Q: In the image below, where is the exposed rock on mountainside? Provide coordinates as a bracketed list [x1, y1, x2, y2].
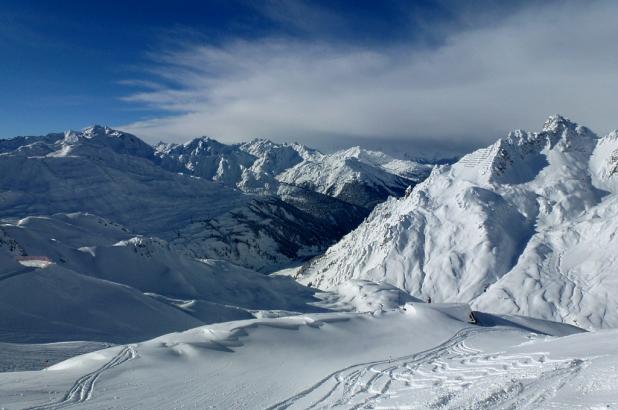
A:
[277, 146, 431, 208]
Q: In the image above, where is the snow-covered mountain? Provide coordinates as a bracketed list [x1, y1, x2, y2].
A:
[298, 115, 618, 330]
[4, 118, 618, 409]
[156, 136, 431, 209]
[277, 146, 432, 208]
[0, 126, 247, 236]
[0, 126, 424, 270]
[0, 125, 431, 341]
[155, 137, 318, 193]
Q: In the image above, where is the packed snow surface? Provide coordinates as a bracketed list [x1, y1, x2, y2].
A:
[299, 115, 618, 330]
[5, 303, 618, 410]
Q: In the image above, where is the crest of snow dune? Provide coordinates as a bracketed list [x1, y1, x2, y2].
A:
[317, 280, 422, 312]
[298, 115, 618, 330]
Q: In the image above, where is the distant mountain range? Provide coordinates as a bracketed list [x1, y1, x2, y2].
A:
[0, 126, 430, 342]
[0, 125, 431, 271]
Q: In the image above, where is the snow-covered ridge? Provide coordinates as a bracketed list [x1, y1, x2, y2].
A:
[298, 115, 618, 330]
[2, 126, 430, 210]
[156, 135, 430, 207]
[1, 125, 155, 160]
[2, 127, 424, 270]
[277, 145, 432, 208]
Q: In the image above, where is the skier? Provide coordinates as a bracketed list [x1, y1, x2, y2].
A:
[427, 296, 432, 304]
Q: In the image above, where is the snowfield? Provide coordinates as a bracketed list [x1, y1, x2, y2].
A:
[3, 303, 618, 410]
[299, 115, 618, 330]
[0, 213, 323, 343]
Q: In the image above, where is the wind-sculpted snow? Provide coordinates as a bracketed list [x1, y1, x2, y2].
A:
[8, 304, 616, 410]
[0, 213, 325, 342]
[299, 115, 618, 329]
[314, 280, 422, 313]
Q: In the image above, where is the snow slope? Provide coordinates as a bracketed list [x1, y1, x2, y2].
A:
[299, 115, 618, 330]
[0, 259, 204, 344]
[0, 213, 325, 342]
[170, 196, 367, 271]
[0, 341, 111, 372]
[0, 126, 247, 237]
[5, 303, 616, 410]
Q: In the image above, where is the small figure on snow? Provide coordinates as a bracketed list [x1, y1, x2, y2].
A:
[427, 296, 432, 304]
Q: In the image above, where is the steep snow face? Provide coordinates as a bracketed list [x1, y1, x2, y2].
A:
[277, 146, 432, 208]
[155, 137, 318, 192]
[155, 137, 256, 186]
[170, 196, 366, 271]
[590, 130, 618, 192]
[299, 115, 618, 329]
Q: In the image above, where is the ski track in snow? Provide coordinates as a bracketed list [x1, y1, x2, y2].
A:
[268, 327, 583, 410]
[25, 345, 137, 410]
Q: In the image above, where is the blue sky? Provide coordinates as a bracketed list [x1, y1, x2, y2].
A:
[0, 0, 448, 135]
[2, 0, 618, 155]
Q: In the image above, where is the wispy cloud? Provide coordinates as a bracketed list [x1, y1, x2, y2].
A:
[119, 1, 618, 154]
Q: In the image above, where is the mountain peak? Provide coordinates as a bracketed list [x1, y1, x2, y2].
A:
[181, 136, 225, 149]
[61, 125, 154, 159]
[83, 124, 110, 135]
[542, 114, 577, 133]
